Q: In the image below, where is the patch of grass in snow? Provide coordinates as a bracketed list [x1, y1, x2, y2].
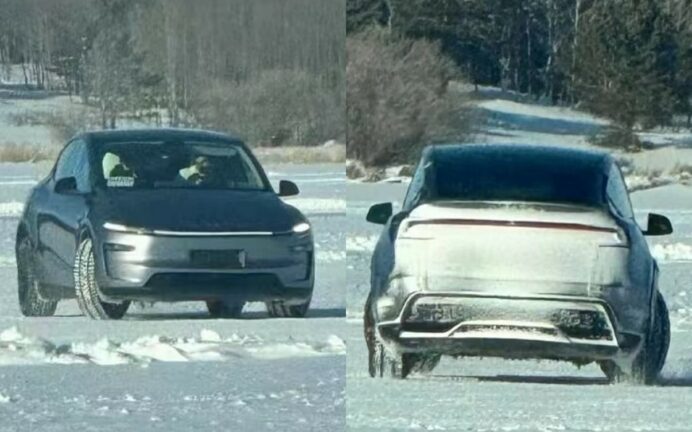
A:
[0, 142, 59, 163]
[253, 143, 345, 164]
[588, 127, 643, 152]
[671, 163, 692, 179]
[7, 110, 50, 127]
[7, 107, 101, 144]
[616, 155, 691, 191]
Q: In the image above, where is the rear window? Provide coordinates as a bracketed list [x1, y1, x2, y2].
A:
[431, 150, 606, 207]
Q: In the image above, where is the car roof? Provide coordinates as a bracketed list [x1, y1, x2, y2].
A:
[78, 128, 244, 146]
[425, 143, 612, 169]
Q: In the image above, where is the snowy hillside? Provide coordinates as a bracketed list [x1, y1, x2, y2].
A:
[349, 88, 692, 193]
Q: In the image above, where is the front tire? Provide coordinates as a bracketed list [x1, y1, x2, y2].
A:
[16, 238, 57, 317]
[600, 292, 670, 385]
[206, 300, 244, 318]
[74, 238, 130, 320]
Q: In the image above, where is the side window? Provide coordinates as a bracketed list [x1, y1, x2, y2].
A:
[54, 141, 79, 181]
[403, 156, 435, 212]
[73, 141, 91, 192]
[606, 164, 634, 219]
[402, 160, 426, 211]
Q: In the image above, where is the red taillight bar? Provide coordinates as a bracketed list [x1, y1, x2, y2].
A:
[406, 218, 617, 233]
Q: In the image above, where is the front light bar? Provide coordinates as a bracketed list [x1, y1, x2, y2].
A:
[103, 222, 276, 237]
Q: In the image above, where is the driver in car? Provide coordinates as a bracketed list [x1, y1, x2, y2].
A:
[179, 155, 223, 186]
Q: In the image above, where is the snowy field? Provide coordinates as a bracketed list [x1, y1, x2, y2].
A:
[0, 164, 346, 431]
[346, 97, 692, 431]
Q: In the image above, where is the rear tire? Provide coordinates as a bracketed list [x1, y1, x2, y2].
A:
[370, 340, 404, 378]
[206, 300, 244, 318]
[600, 292, 670, 385]
[403, 353, 442, 376]
[74, 238, 130, 320]
[369, 344, 440, 379]
[265, 297, 311, 318]
[16, 238, 57, 317]
[365, 295, 379, 377]
[365, 295, 438, 378]
[365, 294, 403, 378]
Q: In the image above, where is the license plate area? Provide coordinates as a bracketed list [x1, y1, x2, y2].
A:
[189, 249, 245, 269]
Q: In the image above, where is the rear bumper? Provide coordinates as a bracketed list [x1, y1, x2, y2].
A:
[93, 229, 314, 303]
[376, 292, 643, 363]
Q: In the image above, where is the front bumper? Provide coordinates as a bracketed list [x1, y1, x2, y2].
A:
[376, 292, 643, 363]
[93, 229, 314, 303]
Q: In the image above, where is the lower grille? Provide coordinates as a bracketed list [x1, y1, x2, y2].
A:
[454, 323, 560, 337]
[145, 273, 279, 289]
[401, 295, 615, 342]
[551, 309, 612, 340]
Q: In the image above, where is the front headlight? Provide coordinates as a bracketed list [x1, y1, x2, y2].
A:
[292, 222, 311, 234]
[103, 222, 150, 234]
[103, 222, 128, 232]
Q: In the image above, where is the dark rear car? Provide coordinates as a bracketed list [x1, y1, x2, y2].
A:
[365, 144, 673, 384]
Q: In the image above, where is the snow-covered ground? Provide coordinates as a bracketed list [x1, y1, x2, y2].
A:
[0, 356, 343, 431]
[0, 164, 346, 431]
[346, 93, 692, 430]
[474, 92, 692, 149]
[0, 92, 76, 147]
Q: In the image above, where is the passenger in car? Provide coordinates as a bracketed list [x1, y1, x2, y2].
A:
[102, 152, 136, 186]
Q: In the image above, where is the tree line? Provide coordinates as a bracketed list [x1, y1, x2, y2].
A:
[348, 0, 692, 132]
[0, 0, 345, 147]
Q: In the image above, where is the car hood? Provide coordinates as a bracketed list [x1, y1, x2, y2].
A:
[92, 189, 303, 233]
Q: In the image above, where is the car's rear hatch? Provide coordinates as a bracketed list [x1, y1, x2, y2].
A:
[393, 201, 628, 297]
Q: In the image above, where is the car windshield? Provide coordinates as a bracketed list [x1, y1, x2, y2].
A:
[431, 150, 606, 207]
[95, 140, 268, 191]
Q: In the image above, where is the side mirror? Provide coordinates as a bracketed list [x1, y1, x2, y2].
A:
[644, 213, 673, 236]
[366, 202, 393, 225]
[55, 177, 78, 194]
[278, 180, 299, 197]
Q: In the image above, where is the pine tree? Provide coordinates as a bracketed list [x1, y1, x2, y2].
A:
[347, 0, 390, 34]
[574, 0, 678, 129]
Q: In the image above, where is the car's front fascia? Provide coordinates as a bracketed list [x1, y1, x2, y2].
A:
[90, 214, 314, 305]
[76, 131, 315, 306]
